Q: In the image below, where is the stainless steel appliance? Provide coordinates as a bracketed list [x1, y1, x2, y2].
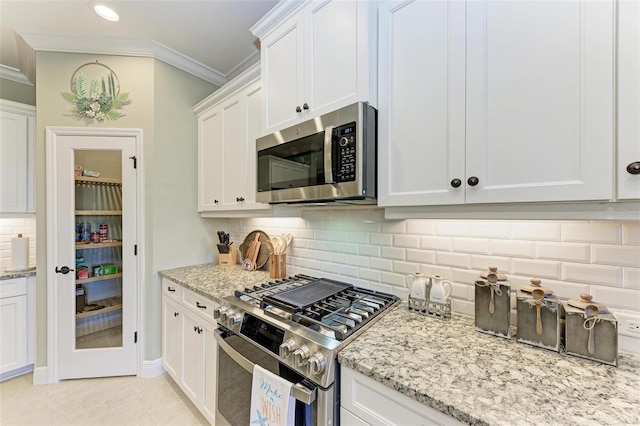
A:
[214, 274, 399, 426]
[256, 102, 377, 205]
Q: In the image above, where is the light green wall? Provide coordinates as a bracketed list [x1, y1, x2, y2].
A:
[34, 51, 221, 367]
[0, 77, 35, 105]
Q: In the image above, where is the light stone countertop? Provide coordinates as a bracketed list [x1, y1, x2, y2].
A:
[338, 304, 640, 426]
[158, 263, 270, 303]
[0, 268, 36, 280]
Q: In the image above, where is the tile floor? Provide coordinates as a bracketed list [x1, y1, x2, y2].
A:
[0, 372, 209, 425]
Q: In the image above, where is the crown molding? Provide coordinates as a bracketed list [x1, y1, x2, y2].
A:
[192, 61, 260, 114]
[250, 0, 308, 38]
[15, 30, 227, 86]
[0, 99, 36, 115]
[0, 64, 33, 86]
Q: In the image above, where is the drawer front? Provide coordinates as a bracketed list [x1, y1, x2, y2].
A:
[0, 278, 27, 298]
[182, 288, 216, 321]
[162, 278, 181, 301]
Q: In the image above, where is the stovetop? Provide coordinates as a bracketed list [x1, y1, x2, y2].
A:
[216, 274, 400, 388]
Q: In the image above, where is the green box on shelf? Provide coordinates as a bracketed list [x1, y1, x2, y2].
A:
[92, 264, 119, 276]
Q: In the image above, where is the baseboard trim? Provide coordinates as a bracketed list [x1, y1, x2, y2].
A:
[32, 366, 49, 385]
[0, 364, 33, 382]
[140, 358, 164, 378]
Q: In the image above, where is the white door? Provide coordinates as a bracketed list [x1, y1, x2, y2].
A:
[0, 294, 27, 374]
[47, 129, 138, 380]
[378, 0, 466, 207]
[181, 309, 205, 406]
[198, 107, 222, 211]
[465, 0, 615, 203]
[220, 95, 245, 209]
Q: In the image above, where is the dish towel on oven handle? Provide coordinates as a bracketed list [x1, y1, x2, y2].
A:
[250, 364, 296, 426]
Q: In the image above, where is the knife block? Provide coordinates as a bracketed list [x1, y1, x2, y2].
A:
[218, 242, 237, 266]
[563, 302, 618, 366]
[516, 290, 563, 352]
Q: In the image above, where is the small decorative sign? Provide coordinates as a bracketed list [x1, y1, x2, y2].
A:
[61, 61, 131, 122]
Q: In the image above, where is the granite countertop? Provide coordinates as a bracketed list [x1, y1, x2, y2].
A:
[0, 268, 36, 280]
[158, 263, 270, 303]
[338, 304, 640, 426]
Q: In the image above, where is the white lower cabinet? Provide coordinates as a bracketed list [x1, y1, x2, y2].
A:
[341, 366, 463, 426]
[161, 278, 218, 424]
[0, 276, 35, 378]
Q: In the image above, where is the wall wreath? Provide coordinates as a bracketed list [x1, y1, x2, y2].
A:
[61, 61, 131, 122]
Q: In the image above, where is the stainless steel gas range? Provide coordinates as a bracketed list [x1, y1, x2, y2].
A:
[213, 274, 400, 426]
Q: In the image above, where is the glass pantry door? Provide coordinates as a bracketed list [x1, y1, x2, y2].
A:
[50, 132, 137, 379]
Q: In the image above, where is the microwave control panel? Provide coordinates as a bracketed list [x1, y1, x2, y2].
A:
[335, 122, 357, 182]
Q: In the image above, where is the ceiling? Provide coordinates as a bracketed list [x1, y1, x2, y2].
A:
[0, 0, 279, 85]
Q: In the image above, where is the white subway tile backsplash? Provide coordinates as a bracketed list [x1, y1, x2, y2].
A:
[299, 229, 314, 239]
[535, 242, 590, 263]
[394, 234, 420, 248]
[359, 268, 380, 282]
[435, 252, 470, 269]
[512, 222, 561, 241]
[592, 244, 640, 267]
[370, 257, 393, 271]
[359, 244, 380, 257]
[453, 238, 490, 254]
[561, 222, 621, 244]
[622, 223, 640, 245]
[338, 243, 359, 255]
[451, 282, 474, 300]
[420, 265, 453, 278]
[420, 236, 452, 251]
[512, 259, 561, 279]
[623, 268, 640, 289]
[370, 233, 393, 246]
[406, 220, 435, 235]
[450, 269, 479, 286]
[490, 239, 535, 258]
[381, 220, 406, 234]
[590, 286, 640, 311]
[509, 276, 589, 300]
[470, 255, 511, 273]
[380, 271, 405, 287]
[406, 249, 435, 264]
[436, 221, 470, 237]
[381, 246, 405, 260]
[0, 218, 37, 270]
[562, 263, 622, 287]
[346, 231, 369, 244]
[451, 299, 475, 317]
[469, 221, 511, 239]
[393, 261, 420, 275]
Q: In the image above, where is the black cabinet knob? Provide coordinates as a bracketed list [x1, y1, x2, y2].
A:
[302, 103, 309, 110]
[467, 176, 479, 186]
[214, 199, 219, 204]
[627, 162, 640, 175]
[174, 312, 179, 317]
[55, 266, 74, 274]
[450, 178, 462, 188]
[236, 197, 245, 202]
[296, 105, 302, 113]
[196, 301, 207, 309]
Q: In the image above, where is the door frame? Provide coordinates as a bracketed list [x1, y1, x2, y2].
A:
[45, 126, 145, 383]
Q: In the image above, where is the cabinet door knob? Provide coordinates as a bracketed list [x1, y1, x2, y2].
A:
[174, 312, 179, 317]
[236, 196, 245, 202]
[302, 103, 309, 111]
[167, 286, 176, 292]
[296, 105, 302, 113]
[196, 301, 207, 309]
[450, 178, 462, 188]
[627, 162, 640, 175]
[214, 199, 219, 204]
[467, 176, 479, 186]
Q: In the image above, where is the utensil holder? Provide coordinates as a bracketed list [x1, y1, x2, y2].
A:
[269, 254, 286, 279]
[218, 242, 237, 266]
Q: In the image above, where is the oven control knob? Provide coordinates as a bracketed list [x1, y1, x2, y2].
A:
[279, 339, 297, 359]
[220, 309, 232, 323]
[227, 313, 243, 328]
[293, 345, 311, 366]
[309, 353, 326, 376]
[213, 307, 226, 320]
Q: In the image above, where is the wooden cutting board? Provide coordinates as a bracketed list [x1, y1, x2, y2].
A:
[239, 230, 271, 270]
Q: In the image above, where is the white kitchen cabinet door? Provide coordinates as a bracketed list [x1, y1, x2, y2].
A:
[465, 0, 615, 203]
[617, 0, 640, 200]
[198, 106, 223, 211]
[201, 319, 218, 424]
[162, 295, 182, 381]
[0, 100, 35, 213]
[262, 12, 305, 132]
[378, 0, 466, 207]
[305, 0, 376, 117]
[0, 294, 27, 374]
[220, 95, 245, 209]
[181, 308, 205, 407]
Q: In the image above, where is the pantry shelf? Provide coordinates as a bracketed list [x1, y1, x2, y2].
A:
[76, 241, 123, 249]
[75, 210, 122, 216]
[75, 176, 122, 186]
[76, 273, 123, 285]
[75, 296, 122, 319]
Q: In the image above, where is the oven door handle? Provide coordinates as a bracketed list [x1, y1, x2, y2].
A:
[324, 126, 335, 184]
[214, 330, 317, 405]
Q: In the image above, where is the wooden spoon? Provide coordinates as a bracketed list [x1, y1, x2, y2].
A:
[585, 304, 598, 355]
[487, 272, 498, 314]
[532, 288, 545, 335]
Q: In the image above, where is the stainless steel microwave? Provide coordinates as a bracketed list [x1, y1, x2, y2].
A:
[256, 102, 377, 205]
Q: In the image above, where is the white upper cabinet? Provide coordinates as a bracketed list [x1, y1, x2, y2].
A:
[379, 0, 615, 207]
[0, 100, 35, 213]
[194, 64, 271, 214]
[254, 0, 377, 133]
[617, 0, 640, 200]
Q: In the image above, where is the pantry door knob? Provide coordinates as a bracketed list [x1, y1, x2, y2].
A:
[450, 178, 462, 188]
[296, 105, 302, 113]
[55, 266, 74, 274]
[467, 176, 479, 186]
[627, 162, 640, 175]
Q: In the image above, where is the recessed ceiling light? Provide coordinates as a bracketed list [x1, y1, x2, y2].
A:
[94, 4, 119, 22]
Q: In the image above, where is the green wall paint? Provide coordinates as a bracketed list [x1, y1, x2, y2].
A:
[0, 78, 35, 105]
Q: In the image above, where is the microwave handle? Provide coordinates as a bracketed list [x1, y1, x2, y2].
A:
[324, 126, 335, 184]
[214, 329, 316, 405]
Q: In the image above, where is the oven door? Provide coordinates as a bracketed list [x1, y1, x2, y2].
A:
[215, 329, 326, 426]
